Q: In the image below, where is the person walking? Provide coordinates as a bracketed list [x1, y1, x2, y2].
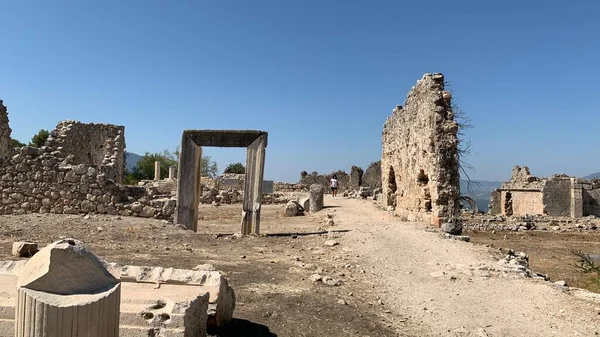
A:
[330, 174, 339, 198]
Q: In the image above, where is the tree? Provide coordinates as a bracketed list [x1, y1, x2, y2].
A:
[124, 147, 218, 183]
[131, 149, 178, 181]
[224, 162, 245, 174]
[202, 156, 218, 178]
[29, 129, 50, 148]
[11, 139, 26, 148]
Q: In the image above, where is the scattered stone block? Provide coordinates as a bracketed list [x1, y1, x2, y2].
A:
[15, 238, 121, 337]
[11, 242, 38, 257]
[284, 200, 302, 217]
[309, 184, 324, 213]
[324, 240, 339, 247]
[441, 221, 463, 235]
[106, 263, 235, 329]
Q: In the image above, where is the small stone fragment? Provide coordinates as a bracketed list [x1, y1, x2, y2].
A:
[324, 240, 339, 247]
[12, 242, 39, 257]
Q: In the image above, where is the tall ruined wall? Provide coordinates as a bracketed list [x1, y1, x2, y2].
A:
[381, 73, 460, 224]
[542, 177, 572, 216]
[362, 161, 381, 189]
[0, 101, 12, 158]
[45, 121, 125, 183]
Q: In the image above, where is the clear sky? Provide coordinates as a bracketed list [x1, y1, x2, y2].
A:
[1, 1, 599, 182]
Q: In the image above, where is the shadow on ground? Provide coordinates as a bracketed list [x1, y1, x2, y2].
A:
[209, 319, 276, 337]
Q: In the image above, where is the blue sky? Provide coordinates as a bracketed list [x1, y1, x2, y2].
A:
[1, 1, 599, 182]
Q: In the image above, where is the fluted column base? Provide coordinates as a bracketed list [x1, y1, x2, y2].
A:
[15, 283, 120, 337]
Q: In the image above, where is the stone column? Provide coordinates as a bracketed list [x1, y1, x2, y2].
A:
[175, 134, 202, 231]
[168, 166, 175, 180]
[15, 239, 121, 337]
[242, 135, 267, 235]
[154, 161, 161, 180]
[309, 184, 324, 213]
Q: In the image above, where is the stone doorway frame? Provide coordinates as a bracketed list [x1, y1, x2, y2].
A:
[174, 130, 268, 235]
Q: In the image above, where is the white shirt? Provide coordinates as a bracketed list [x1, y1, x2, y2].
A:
[330, 178, 338, 188]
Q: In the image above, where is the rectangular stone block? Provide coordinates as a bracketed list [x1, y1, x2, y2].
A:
[11, 242, 38, 257]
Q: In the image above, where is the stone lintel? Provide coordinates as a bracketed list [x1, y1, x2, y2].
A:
[182, 130, 268, 148]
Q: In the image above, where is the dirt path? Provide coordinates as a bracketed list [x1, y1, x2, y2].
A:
[325, 195, 600, 336]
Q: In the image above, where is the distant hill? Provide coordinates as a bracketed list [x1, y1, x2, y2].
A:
[584, 172, 600, 180]
[460, 179, 502, 212]
[125, 152, 142, 171]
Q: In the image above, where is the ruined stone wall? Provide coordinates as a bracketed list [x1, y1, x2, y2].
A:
[0, 101, 12, 159]
[362, 161, 381, 189]
[488, 190, 501, 214]
[300, 170, 349, 193]
[580, 180, 600, 217]
[0, 146, 174, 218]
[381, 73, 460, 224]
[274, 182, 307, 193]
[542, 177, 572, 216]
[45, 121, 125, 183]
[505, 190, 544, 216]
[349, 166, 363, 189]
[489, 166, 600, 218]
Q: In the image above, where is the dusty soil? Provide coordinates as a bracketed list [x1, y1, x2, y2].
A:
[1, 196, 600, 336]
[467, 230, 600, 293]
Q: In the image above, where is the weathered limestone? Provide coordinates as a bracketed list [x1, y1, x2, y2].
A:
[0, 104, 170, 220]
[175, 130, 268, 234]
[45, 120, 125, 183]
[154, 161, 161, 180]
[242, 134, 267, 234]
[309, 184, 324, 213]
[15, 239, 121, 337]
[0, 100, 12, 159]
[489, 165, 600, 218]
[349, 166, 363, 189]
[106, 263, 235, 329]
[381, 73, 460, 226]
[300, 197, 310, 213]
[11, 242, 38, 257]
[362, 161, 382, 189]
[1, 259, 235, 335]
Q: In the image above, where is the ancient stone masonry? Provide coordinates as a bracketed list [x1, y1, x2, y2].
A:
[45, 120, 125, 183]
[0, 101, 174, 219]
[381, 73, 460, 225]
[0, 100, 12, 159]
[362, 161, 382, 189]
[489, 165, 600, 218]
[349, 166, 363, 190]
[300, 170, 349, 192]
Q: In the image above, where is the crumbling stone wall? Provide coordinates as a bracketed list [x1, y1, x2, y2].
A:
[362, 161, 381, 189]
[45, 121, 125, 183]
[300, 170, 349, 193]
[381, 73, 460, 224]
[274, 182, 307, 192]
[0, 146, 174, 218]
[0, 101, 12, 159]
[490, 165, 600, 218]
[0, 104, 172, 219]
